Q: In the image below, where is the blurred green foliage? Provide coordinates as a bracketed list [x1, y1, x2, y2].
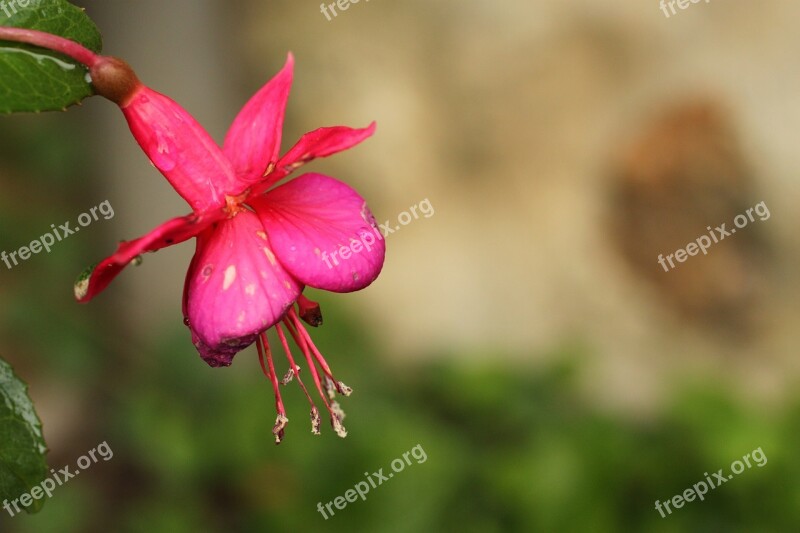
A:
[2, 303, 799, 533]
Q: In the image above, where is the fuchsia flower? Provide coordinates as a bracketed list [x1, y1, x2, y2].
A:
[72, 53, 385, 442]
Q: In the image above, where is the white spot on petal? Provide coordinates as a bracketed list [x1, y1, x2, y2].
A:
[245, 283, 256, 296]
[264, 247, 277, 266]
[223, 265, 237, 290]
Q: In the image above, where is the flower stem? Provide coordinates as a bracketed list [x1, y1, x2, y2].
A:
[0, 27, 99, 67]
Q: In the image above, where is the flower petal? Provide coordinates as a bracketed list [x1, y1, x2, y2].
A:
[122, 86, 238, 211]
[253, 123, 377, 194]
[74, 209, 226, 303]
[252, 173, 385, 293]
[222, 53, 294, 189]
[280, 123, 377, 167]
[184, 210, 302, 367]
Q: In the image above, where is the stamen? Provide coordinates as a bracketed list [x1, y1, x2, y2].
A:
[284, 313, 347, 438]
[224, 189, 250, 217]
[275, 323, 320, 435]
[283, 316, 331, 409]
[257, 333, 288, 444]
[330, 400, 348, 437]
[332, 415, 347, 438]
[273, 414, 288, 441]
[289, 310, 351, 397]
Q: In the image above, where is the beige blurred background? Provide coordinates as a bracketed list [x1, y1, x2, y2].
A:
[80, 0, 800, 417]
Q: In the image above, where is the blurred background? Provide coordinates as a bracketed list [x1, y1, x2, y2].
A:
[1, 0, 799, 531]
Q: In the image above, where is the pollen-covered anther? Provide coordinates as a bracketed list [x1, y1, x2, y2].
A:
[281, 368, 295, 385]
[338, 382, 353, 397]
[273, 414, 289, 444]
[310, 406, 321, 435]
[331, 414, 347, 438]
[331, 400, 346, 421]
[324, 376, 352, 399]
[325, 376, 338, 400]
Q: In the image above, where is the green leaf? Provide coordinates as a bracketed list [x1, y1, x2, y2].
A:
[0, 357, 48, 514]
[0, 0, 102, 113]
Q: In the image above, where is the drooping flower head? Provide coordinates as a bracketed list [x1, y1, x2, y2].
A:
[72, 53, 385, 443]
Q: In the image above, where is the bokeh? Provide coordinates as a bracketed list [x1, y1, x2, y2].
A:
[1, 1, 799, 531]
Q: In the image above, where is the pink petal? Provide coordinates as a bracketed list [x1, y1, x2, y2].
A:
[184, 210, 302, 367]
[222, 53, 294, 189]
[280, 123, 377, 167]
[74, 209, 226, 303]
[253, 123, 377, 194]
[122, 86, 238, 212]
[251, 173, 385, 293]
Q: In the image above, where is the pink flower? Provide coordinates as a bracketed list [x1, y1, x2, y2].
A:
[75, 54, 385, 442]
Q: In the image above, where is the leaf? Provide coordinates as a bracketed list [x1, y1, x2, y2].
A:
[0, 357, 48, 514]
[0, 0, 102, 113]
